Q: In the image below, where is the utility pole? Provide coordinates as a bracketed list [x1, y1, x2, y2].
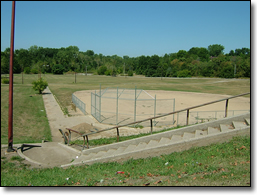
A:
[7, 1, 16, 152]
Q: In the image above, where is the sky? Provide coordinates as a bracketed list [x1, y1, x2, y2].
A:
[1, 1, 251, 57]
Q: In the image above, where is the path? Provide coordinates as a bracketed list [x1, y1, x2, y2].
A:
[42, 86, 97, 142]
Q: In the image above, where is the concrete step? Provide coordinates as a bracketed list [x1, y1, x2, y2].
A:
[245, 118, 250, 125]
[135, 142, 147, 151]
[195, 130, 207, 137]
[158, 137, 172, 145]
[122, 145, 137, 154]
[220, 124, 234, 132]
[145, 140, 159, 149]
[183, 132, 195, 140]
[115, 146, 126, 154]
[171, 135, 183, 142]
[75, 152, 96, 162]
[93, 151, 107, 159]
[232, 121, 247, 129]
[208, 127, 220, 135]
[102, 149, 116, 158]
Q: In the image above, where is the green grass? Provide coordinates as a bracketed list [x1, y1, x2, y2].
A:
[1, 74, 250, 145]
[70, 125, 183, 147]
[1, 83, 52, 144]
[1, 135, 250, 186]
[13, 74, 250, 108]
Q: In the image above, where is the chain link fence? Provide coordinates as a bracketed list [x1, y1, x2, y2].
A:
[91, 87, 176, 127]
[72, 93, 86, 115]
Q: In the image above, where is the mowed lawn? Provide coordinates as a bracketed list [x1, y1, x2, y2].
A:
[1, 79, 52, 144]
[1, 74, 250, 144]
[15, 73, 250, 108]
[1, 74, 251, 186]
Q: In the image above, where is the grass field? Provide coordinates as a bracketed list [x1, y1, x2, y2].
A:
[1, 74, 250, 144]
[1, 83, 52, 144]
[1, 135, 250, 186]
[1, 74, 250, 186]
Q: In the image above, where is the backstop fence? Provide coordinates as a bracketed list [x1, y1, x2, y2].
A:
[91, 87, 176, 127]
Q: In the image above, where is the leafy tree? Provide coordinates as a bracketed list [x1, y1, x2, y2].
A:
[97, 65, 107, 75]
[52, 64, 64, 74]
[24, 67, 31, 74]
[177, 69, 191, 77]
[177, 50, 187, 59]
[208, 44, 225, 57]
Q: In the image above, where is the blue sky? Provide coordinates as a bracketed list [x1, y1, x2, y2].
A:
[1, 1, 250, 57]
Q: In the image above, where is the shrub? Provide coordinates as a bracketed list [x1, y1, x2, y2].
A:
[177, 69, 191, 77]
[24, 67, 31, 74]
[32, 78, 48, 94]
[31, 68, 38, 74]
[97, 66, 107, 75]
[2, 78, 9, 84]
[128, 70, 133, 76]
[52, 64, 64, 74]
[104, 69, 112, 76]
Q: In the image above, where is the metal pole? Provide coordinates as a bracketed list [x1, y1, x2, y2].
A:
[116, 87, 119, 125]
[134, 86, 137, 122]
[7, 1, 16, 152]
[154, 95, 156, 126]
[150, 119, 153, 134]
[186, 109, 189, 126]
[75, 71, 76, 83]
[99, 84, 101, 122]
[225, 99, 229, 117]
[116, 128, 119, 142]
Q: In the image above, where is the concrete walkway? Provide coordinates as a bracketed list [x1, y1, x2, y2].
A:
[42, 86, 96, 142]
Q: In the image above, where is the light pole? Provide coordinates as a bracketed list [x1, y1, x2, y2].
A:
[7, 1, 16, 152]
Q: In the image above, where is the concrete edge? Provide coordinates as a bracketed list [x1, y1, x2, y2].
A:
[81, 113, 250, 155]
[17, 148, 45, 166]
[61, 126, 250, 167]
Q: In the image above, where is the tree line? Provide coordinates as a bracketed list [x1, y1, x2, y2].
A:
[1, 44, 250, 78]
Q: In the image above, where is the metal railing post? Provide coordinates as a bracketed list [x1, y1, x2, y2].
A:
[225, 99, 229, 117]
[150, 119, 153, 134]
[186, 109, 190, 126]
[116, 128, 119, 142]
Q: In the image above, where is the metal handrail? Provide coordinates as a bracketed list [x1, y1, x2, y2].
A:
[73, 92, 250, 148]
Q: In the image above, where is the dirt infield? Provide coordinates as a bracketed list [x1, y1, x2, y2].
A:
[73, 90, 250, 126]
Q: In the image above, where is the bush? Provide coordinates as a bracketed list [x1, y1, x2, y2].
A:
[104, 69, 112, 76]
[97, 66, 107, 75]
[128, 70, 133, 76]
[2, 78, 9, 84]
[24, 67, 31, 74]
[177, 69, 191, 77]
[32, 78, 48, 94]
[52, 64, 64, 74]
[31, 68, 38, 74]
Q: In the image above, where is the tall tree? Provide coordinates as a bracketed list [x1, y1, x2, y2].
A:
[208, 44, 224, 57]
